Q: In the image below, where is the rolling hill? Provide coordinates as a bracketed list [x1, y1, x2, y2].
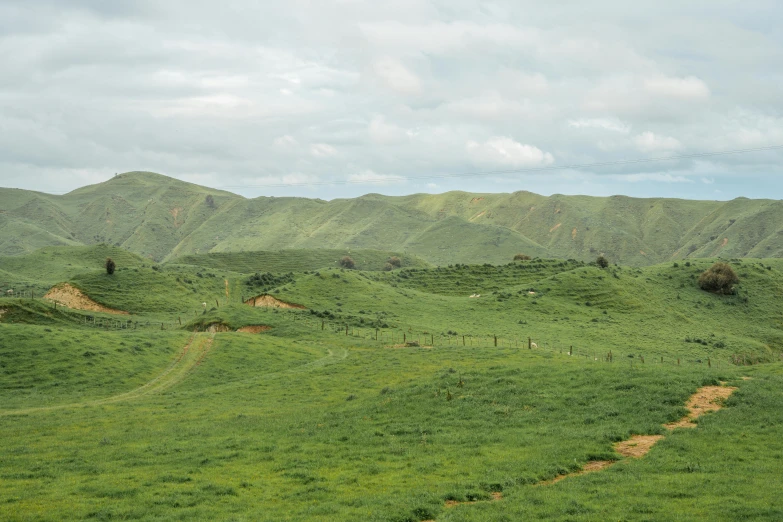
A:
[1, 171, 781, 265]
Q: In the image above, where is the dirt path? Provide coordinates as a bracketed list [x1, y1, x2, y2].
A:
[664, 385, 737, 429]
[0, 333, 215, 416]
[539, 383, 739, 486]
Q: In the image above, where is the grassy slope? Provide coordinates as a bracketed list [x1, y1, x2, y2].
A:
[1, 253, 782, 520]
[1, 172, 782, 265]
[0, 245, 147, 288]
[170, 249, 432, 273]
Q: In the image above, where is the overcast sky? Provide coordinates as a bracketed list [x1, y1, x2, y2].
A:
[1, 0, 782, 200]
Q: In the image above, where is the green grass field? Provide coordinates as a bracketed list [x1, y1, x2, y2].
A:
[1, 248, 782, 521]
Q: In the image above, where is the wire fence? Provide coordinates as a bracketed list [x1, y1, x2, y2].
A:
[2, 294, 771, 367]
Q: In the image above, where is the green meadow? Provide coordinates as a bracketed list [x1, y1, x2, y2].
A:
[1, 246, 782, 521]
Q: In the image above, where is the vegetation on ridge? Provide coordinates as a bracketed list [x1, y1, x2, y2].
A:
[1, 171, 781, 264]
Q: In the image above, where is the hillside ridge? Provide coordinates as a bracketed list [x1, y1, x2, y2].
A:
[1, 171, 781, 264]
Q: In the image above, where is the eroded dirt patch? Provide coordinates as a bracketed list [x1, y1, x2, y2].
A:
[44, 283, 128, 315]
[615, 435, 664, 458]
[664, 385, 737, 429]
[244, 294, 306, 309]
[549, 222, 562, 233]
[541, 384, 738, 488]
[540, 460, 614, 486]
[237, 325, 272, 334]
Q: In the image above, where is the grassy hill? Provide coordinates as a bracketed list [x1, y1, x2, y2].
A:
[1, 250, 783, 520]
[171, 249, 431, 273]
[0, 172, 781, 266]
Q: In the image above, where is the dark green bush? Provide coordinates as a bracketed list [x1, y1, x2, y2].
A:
[698, 262, 739, 295]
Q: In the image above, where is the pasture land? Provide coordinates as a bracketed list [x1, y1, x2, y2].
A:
[1, 250, 782, 520]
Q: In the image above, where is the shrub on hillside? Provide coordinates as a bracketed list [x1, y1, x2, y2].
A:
[596, 255, 609, 269]
[387, 256, 402, 268]
[514, 253, 531, 261]
[339, 256, 355, 269]
[105, 257, 116, 275]
[205, 195, 216, 208]
[383, 262, 394, 272]
[698, 262, 739, 295]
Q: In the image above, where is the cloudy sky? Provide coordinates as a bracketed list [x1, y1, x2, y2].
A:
[1, 0, 782, 200]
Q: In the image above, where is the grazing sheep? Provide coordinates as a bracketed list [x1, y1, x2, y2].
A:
[531, 342, 538, 348]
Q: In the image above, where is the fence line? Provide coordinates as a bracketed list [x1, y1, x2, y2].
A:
[0, 295, 757, 367]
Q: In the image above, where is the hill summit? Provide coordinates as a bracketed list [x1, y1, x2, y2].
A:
[0, 171, 781, 264]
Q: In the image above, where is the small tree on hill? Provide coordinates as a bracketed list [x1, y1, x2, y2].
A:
[105, 257, 116, 275]
[514, 253, 531, 261]
[383, 262, 394, 271]
[698, 262, 739, 295]
[339, 256, 355, 269]
[596, 255, 609, 269]
[205, 195, 216, 208]
[387, 256, 402, 268]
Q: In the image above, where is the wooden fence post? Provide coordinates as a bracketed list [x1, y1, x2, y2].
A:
[528, 337, 532, 349]
[494, 335, 497, 347]
[463, 335, 465, 346]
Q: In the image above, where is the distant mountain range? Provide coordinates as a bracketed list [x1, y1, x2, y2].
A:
[1, 171, 781, 265]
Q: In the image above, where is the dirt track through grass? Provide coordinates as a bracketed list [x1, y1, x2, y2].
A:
[539, 383, 740, 486]
[0, 333, 215, 416]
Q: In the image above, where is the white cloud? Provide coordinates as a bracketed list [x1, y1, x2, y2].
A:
[446, 92, 546, 120]
[498, 70, 549, 95]
[568, 118, 631, 134]
[310, 143, 337, 157]
[371, 57, 421, 95]
[1, 1, 782, 201]
[466, 137, 554, 167]
[347, 170, 405, 185]
[619, 173, 693, 183]
[644, 75, 710, 100]
[273, 135, 298, 148]
[633, 131, 682, 153]
[368, 116, 408, 145]
[244, 173, 320, 187]
[360, 21, 539, 55]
